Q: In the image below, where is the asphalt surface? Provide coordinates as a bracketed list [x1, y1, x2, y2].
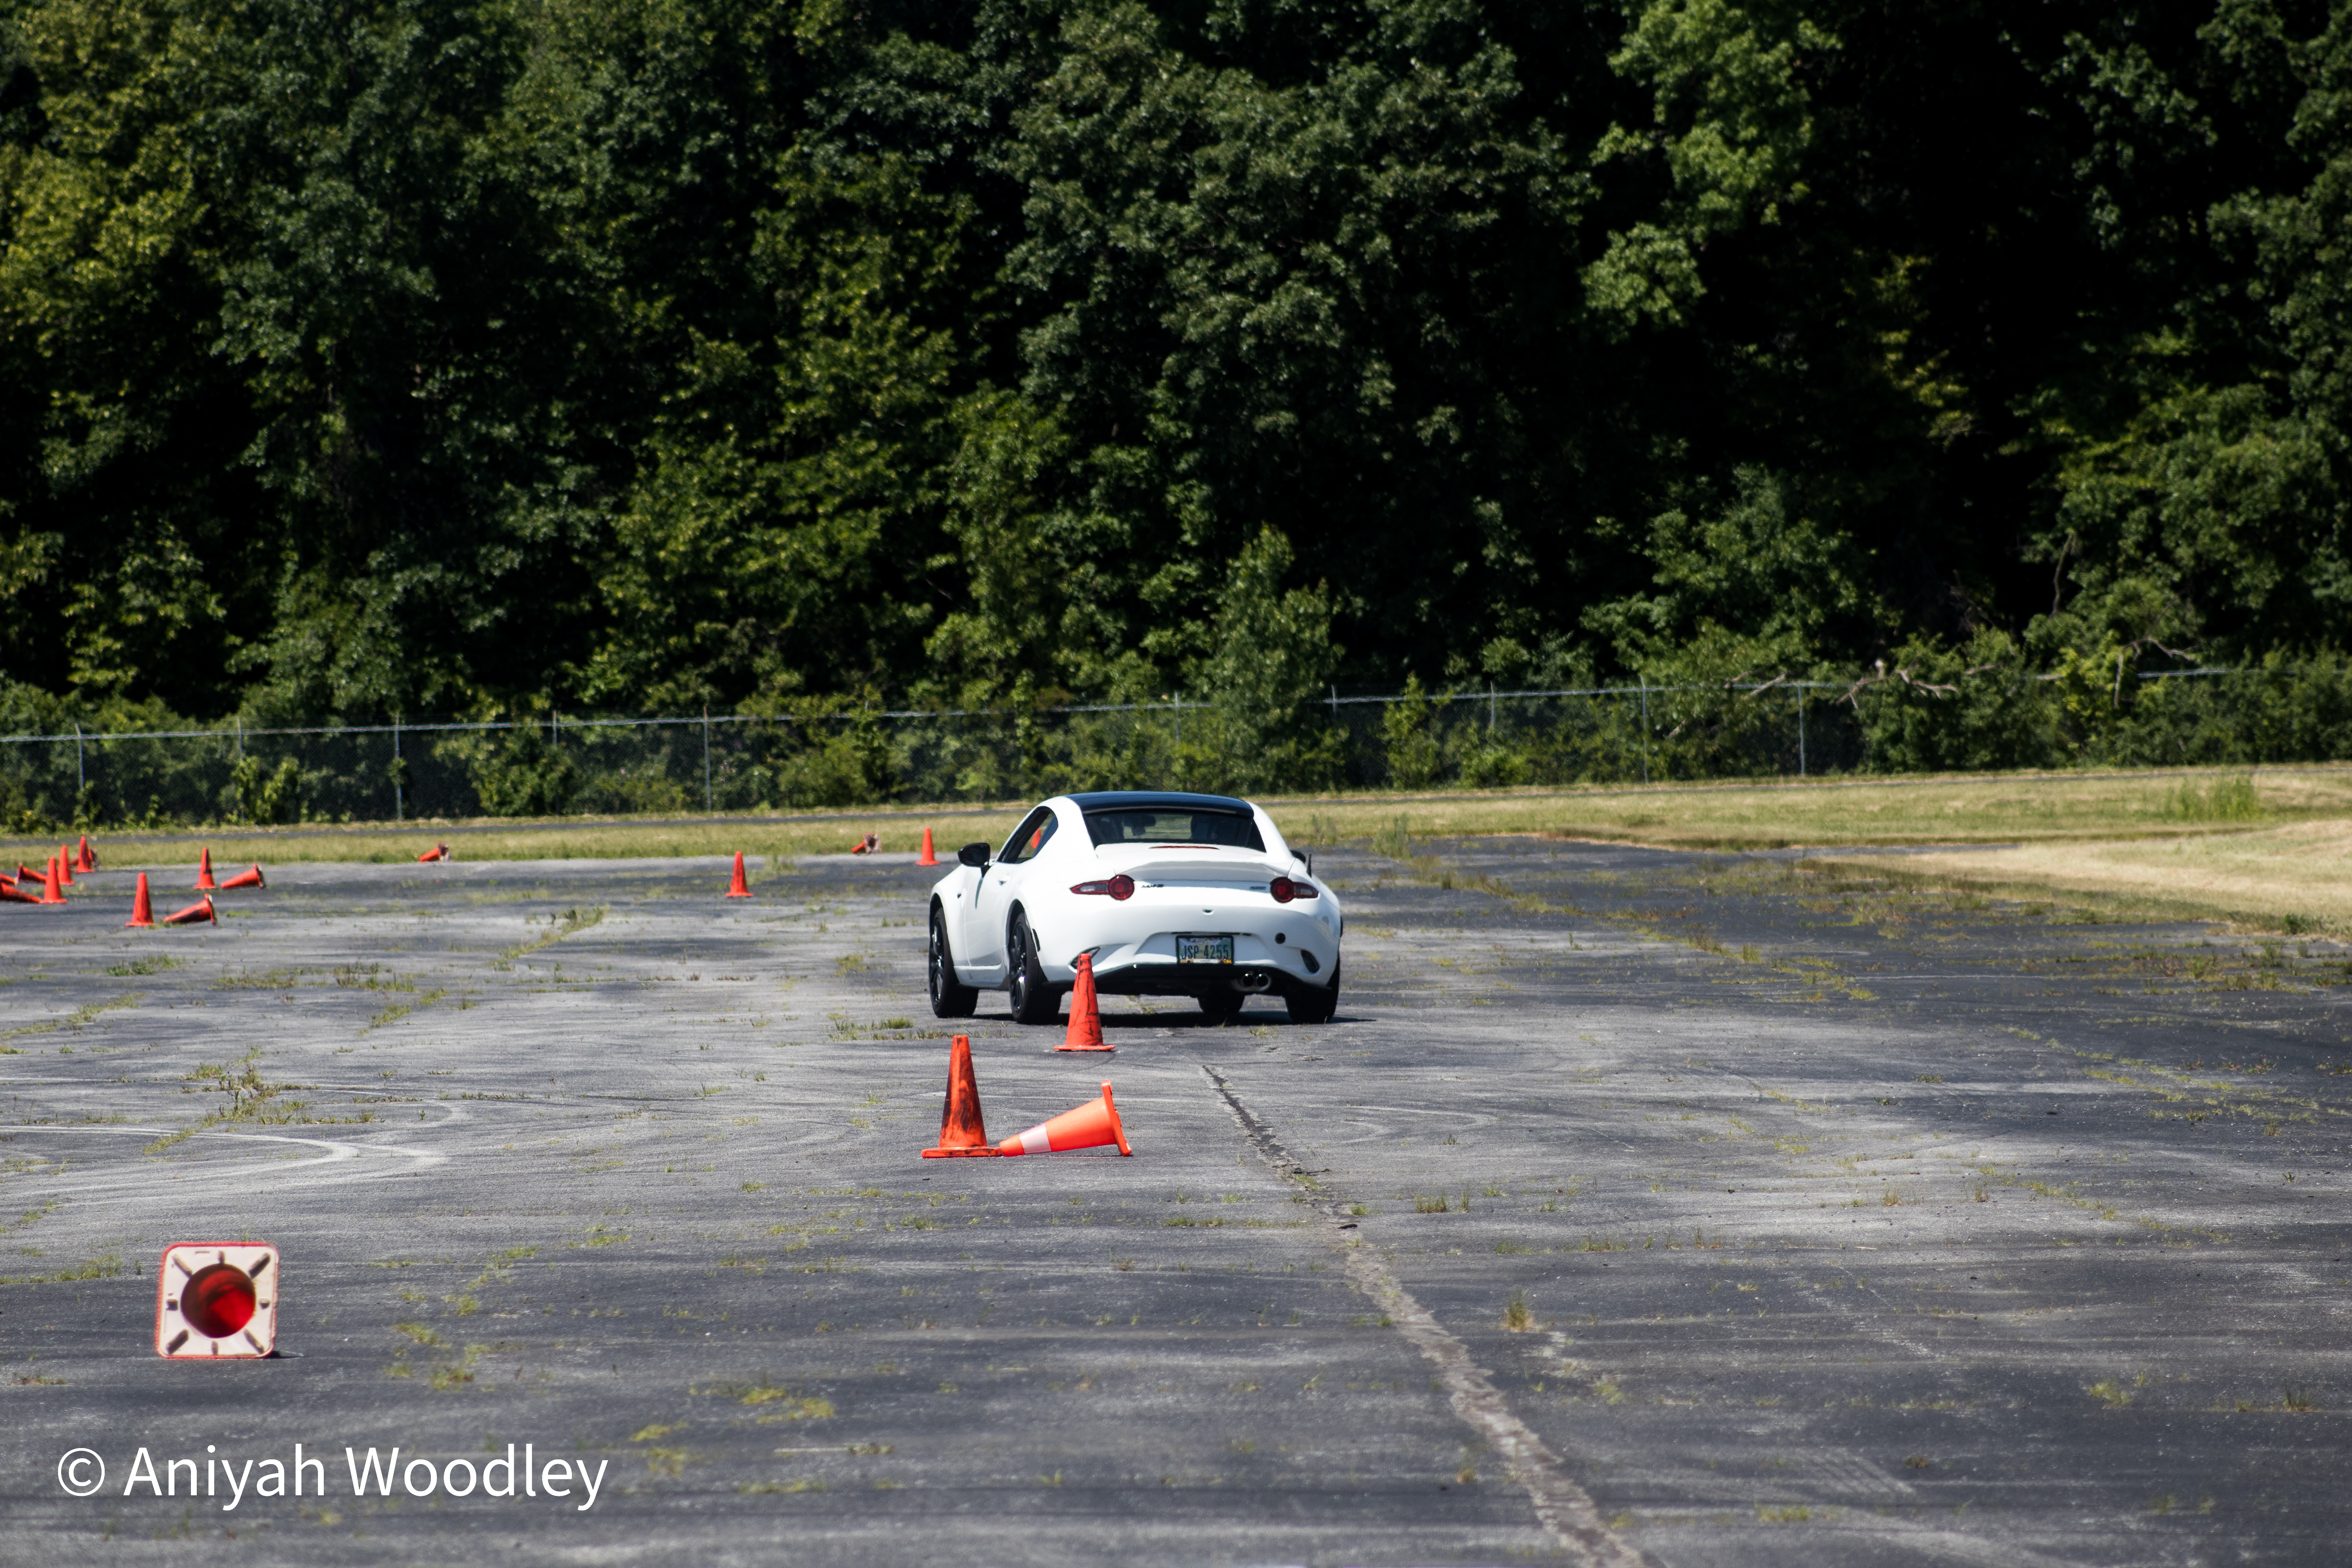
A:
[1, 838, 2347, 1566]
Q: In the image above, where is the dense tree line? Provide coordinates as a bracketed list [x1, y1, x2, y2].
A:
[4, 0, 2349, 756]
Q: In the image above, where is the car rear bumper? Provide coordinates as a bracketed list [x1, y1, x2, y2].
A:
[1089, 959, 1329, 999]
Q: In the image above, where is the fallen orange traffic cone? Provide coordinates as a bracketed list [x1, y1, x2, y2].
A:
[417, 843, 449, 863]
[1056, 953, 1111, 1052]
[76, 835, 96, 872]
[219, 864, 265, 890]
[41, 854, 66, 904]
[921, 1034, 1001, 1158]
[917, 827, 938, 866]
[849, 832, 878, 855]
[194, 848, 217, 889]
[125, 872, 156, 927]
[0, 879, 37, 905]
[163, 895, 216, 926]
[997, 1082, 1132, 1158]
[16, 863, 38, 885]
[725, 851, 752, 898]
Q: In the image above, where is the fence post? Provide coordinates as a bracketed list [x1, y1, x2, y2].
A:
[702, 705, 711, 811]
[74, 723, 84, 796]
[1798, 685, 1806, 778]
[1638, 678, 1651, 785]
[1489, 681, 1497, 732]
[393, 718, 402, 822]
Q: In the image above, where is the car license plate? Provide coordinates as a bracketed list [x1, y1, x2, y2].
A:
[1176, 935, 1234, 964]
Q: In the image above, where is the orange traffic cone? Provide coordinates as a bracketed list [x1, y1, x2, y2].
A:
[917, 827, 938, 867]
[0, 883, 36, 905]
[997, 1082, 1132, 1158]
[849, 832, 878, 855]
[194, 848, 217, 890]
[417, 843, 449, 863]
[16, 864, 38, 885]
[125, 872, 156, 927]
[1056, 953, 1111, 1052]
[76, 835, 96, 872]
[725, 851, 752, 898]
[163, 895, 216, 926]
[56, 846, 74, 886]
[40, 854, 66, 904]
[921, 1035, 1002, 1158]
[219, 864, 266, 890]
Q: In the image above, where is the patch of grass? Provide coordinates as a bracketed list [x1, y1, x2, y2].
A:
[0, 1252, 124, 1285]
[1501, 1294, 1536, 1332]
[501, 906, 605, 961]
[103, 956, 181, 977]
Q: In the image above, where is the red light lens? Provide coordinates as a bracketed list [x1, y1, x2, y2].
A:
[182, 1263, 257, 1338]
[1271, 878, 1295, 903]
[1109, 874, 1134, 901]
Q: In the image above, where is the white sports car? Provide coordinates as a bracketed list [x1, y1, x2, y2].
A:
[926, 791, 1343, 1026]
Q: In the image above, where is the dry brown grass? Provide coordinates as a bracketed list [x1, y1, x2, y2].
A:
[1816, 818, 2352, 933]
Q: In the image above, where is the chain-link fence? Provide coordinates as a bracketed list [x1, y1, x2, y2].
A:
[2, 664, 2344, 832]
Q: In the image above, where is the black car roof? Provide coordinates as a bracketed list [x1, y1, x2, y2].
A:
[1063, 791, 1253, 813]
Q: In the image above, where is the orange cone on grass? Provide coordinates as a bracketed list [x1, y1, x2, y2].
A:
[163, 894, 216, 926]
[41, 855, 66, 904]
[416, 843, 449, 862]
[76, 835, 96, 872]
[194, 848, 217, 889]
[996, 1082, 1132, 1158]
[849, 832, 878, 855]
[219, 864, 266, 890]
[917, 828, 938, 867]
[1056, 953, 1111, 1053]
[125, 873, 156, 927]
[920, 1034, 1001, 1158]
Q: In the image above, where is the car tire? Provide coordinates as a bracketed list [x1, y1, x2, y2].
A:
[928, 906, 977, 1018]
[1197, 988, 1245, 1021]
[1285, 958, 1340, 1025]
[1006, 915, 1060, 1025]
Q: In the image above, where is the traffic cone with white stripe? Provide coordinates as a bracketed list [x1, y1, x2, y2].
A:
[163, 895, 216, 926]
[125, 873, 156, 927]
[1056, 953, 1111, 1052]
[194, 848, 217, 889]
[725, 851, 751, 898]
[156, 1242, 278, 1358]
[996, 1082, 1131, 1157]
[920, 1034, 1000, 1158]
[219, 864, 265, 890]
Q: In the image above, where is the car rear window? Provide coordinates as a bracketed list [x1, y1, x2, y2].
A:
[1083, 808, 1265, 851]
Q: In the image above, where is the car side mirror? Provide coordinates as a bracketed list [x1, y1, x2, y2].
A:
[957, 842, 991, 869]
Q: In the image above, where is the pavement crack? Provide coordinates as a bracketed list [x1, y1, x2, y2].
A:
[1197, 1061, 1647, 1568]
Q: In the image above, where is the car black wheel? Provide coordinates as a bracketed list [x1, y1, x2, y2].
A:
[1285, 958, 1339, 1024]
[929, 906, 977, 1018]
[1006, 915, 1060, 1025]
[1197, 988, 1245, 1021]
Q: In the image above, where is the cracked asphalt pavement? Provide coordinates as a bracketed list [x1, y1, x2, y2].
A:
[2, 837, 2347, 1565]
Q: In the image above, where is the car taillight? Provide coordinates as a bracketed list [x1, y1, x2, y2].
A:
[1270, 877, 1319, 903]
[1072, 875, 1135, 900]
